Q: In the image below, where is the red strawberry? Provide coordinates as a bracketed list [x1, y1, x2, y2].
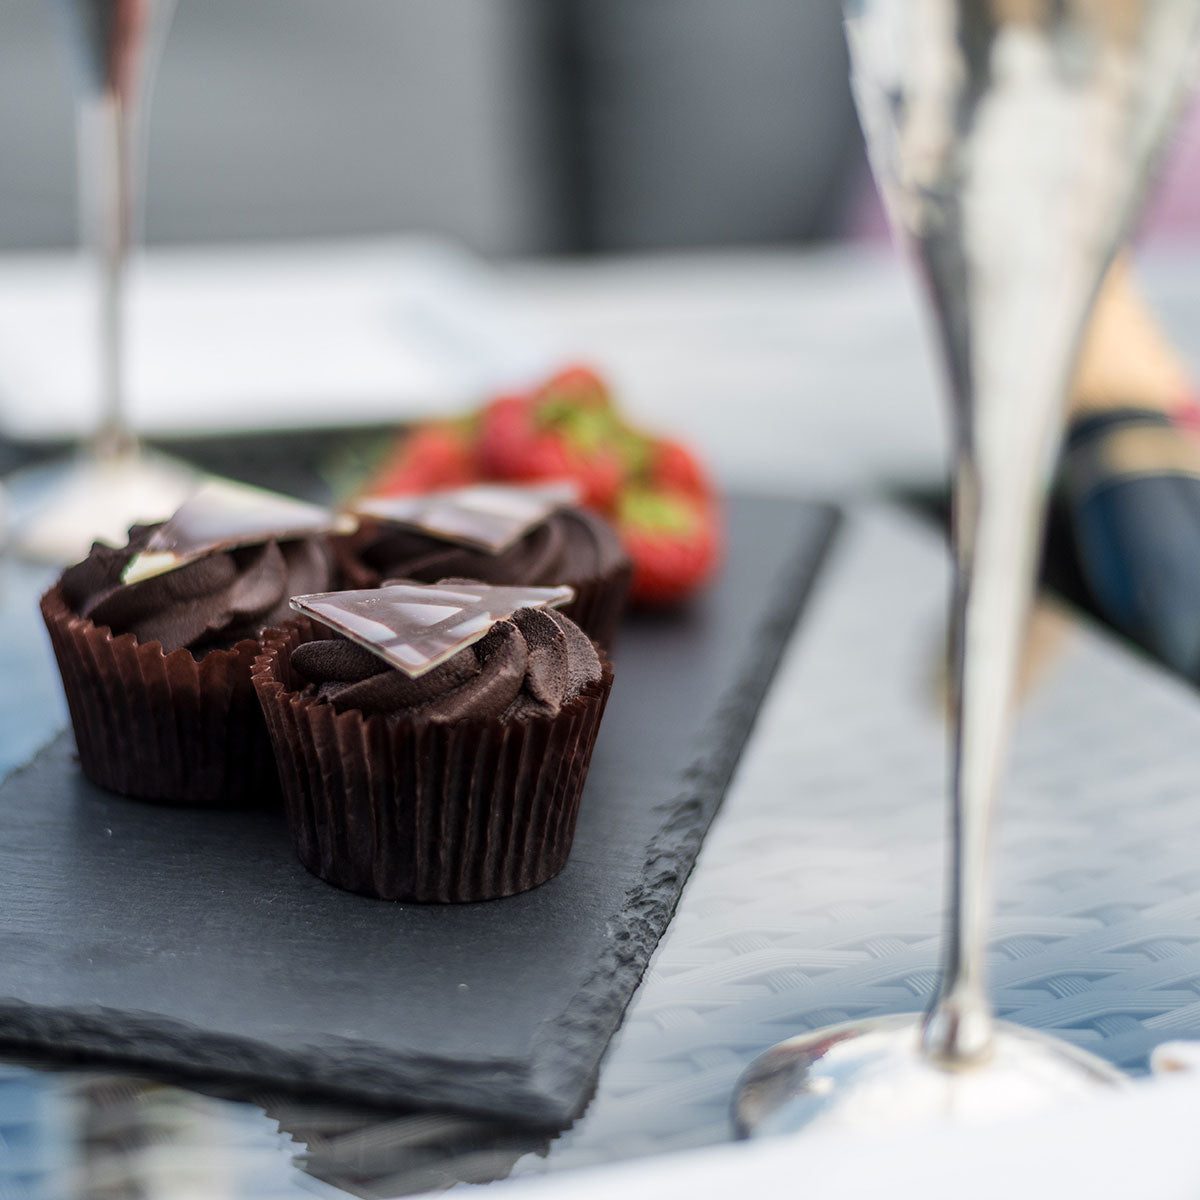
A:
[369, 422, 478, 496]
[618, 486, 721, 607]
[478, 395, 535, 476]
[536, 364, 612, 411]
[479, 389, 624, 510]
[361, 368, 723, 607]
[584, 455, 625, 511]
[647, 438, 712, 500]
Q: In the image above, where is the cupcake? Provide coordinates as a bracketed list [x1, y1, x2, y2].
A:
[336, 484, 631, 649]
[252, 580, 613, 901]
[40, 478, 351, 807]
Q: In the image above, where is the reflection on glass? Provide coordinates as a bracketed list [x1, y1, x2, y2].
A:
[733, 0, 1200, 1137]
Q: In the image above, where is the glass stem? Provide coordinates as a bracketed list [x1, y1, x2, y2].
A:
[86, 89, 135, 463]
[922, 413, 1051, 1066]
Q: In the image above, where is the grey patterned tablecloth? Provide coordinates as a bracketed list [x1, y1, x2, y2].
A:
[519, 503, 1200, 1176]
[6, 503, 1200, 1198]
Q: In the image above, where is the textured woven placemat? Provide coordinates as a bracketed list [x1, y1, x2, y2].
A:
[525, 503, 1200, 1172]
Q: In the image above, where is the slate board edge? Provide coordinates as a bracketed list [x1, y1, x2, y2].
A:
[0, 734, 570, 1125]
[0, 987, 554, 1121]
[0, 499, 842, 1129]
[531, 501, 843, 1125]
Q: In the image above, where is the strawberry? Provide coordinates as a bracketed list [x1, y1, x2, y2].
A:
[478, 395, 535, 476]
[368, 421, 478, 496]
[536, 364, 613, 412]
[646, 437, 712, 500]
[617, 486, 721, 607]
[355, 363, 725, 607]
[572, 446, 625, 510]
[479, 387, 625, 510]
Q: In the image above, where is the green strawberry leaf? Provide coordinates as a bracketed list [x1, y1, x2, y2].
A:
[619, 487, 699, 534]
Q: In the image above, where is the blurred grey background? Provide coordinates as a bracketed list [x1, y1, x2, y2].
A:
[0, 0, 860, 256]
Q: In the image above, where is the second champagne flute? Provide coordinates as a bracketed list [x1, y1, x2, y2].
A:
[5, 0, 194, 563]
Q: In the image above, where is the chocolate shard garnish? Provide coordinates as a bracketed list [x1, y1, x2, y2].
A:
[122, 478, 357, 585]
[290, 581, 576, 678]
[354, 482, 581, 554]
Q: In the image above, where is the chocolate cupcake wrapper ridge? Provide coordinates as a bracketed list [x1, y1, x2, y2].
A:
[252, 620, 613, 902]
[40, 585, 280, 807]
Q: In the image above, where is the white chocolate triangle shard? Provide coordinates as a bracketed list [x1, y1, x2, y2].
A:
[290, 581, 576, 677]
[122, 477, 356, 584]
[354, 482, 580, 554]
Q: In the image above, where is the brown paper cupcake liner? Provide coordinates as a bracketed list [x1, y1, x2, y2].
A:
[40, 584, 281, 808]
[252, 619, 614, 902]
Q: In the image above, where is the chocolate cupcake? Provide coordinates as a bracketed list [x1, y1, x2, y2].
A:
[252, 580, 613, 901]
[40, 479, 348, 807]
[337, 485, 631, 649]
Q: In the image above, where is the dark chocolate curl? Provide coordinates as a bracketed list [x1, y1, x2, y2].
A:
[356, 508, 625, 589]
[548, 608, 603, 693]
[61, 534, 142, 612]
[291, 639, 384, 684]
[226, 542, 288, 617]
[429, 621, 527, 721]
[512, 607, 570, 714]
[319, 652, 481, 717]
[279, 539, 336, 609]
[61, 524, 336, 655]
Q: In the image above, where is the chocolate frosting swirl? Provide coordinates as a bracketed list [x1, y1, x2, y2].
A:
[60, 523, 335, 655]
[291, 606, 602, 722]
[354, 506, 627, 587]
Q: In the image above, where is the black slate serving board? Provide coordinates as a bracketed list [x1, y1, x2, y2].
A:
[0, 497, 838, 1128]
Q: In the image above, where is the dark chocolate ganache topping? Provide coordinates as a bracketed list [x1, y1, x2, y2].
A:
[355, 506, 627, 586]
[291, 606, 602, 721]
[60, 523, 335, 655]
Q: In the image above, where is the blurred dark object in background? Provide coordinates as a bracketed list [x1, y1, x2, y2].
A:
[550, 0, 859, 250]
[1057, 258, 1200, 682]
[0, 0, 859, 255]
[1063, 409, 1200, 680]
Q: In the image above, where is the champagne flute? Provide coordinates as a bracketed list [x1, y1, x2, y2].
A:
[4, 0, 193, 563]
[733, 0, 1200, 1137]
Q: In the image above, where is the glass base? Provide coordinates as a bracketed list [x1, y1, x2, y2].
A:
[2, 447, 197, 564]
[732, 1014, 1126, 1139]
